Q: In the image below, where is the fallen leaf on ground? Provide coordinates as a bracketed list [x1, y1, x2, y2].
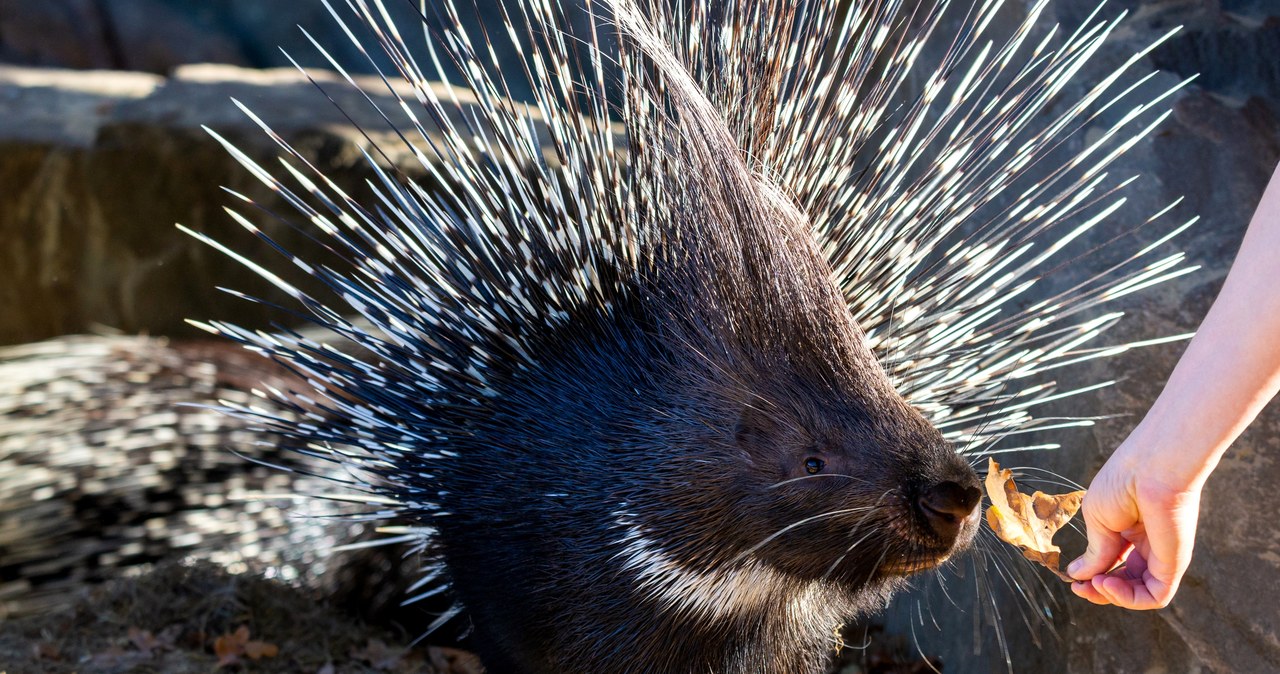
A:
[128, 625, 178, 656]
[214, 625, 279, 667]
[427, 645, 485, 674]
[984, 457, 1085, 581]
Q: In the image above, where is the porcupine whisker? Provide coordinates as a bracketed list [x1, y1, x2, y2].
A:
[821, 529, 883, 583]
[926, 587, 942, 633]
[821, 501, 893, 582]
[908, 609, 945, 674]
[979, 539, 1054, 645]
[843, 625, 873, 652]
[735, 505, 882, 563]
[916, 593, 937, 646]
[984, 560, 1016, 673]
[862, 542, 896, 593]
[916, 593, 947, 665]
[767, 473, 870, 489]
[931, 562, 962, 612]
[899, 522, 1057, 656]
[977, 529, 1059, 624]
[969, 546, 991, 649]
[989, 554, 1059, 651]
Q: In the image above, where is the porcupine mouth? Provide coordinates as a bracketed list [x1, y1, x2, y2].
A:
[874, 501, 977, 577]
[878, 553, 954, 576]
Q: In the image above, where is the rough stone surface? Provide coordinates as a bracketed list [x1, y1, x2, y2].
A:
[0, 0, 346, 73]
[0, 0, 552, 94]
[0, 63, 479, 346]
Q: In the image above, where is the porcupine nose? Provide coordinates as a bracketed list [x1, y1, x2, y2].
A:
[916, 480, 982, 541]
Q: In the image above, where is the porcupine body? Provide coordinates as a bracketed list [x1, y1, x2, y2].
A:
[178, 0, 1198, 670]
[1, 0, 1197, 670]
[0, 336, 306, 615]
[0, 334, 411, 621]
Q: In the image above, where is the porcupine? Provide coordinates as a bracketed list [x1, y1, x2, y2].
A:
[0, 335, 316, 618]
[2, 0, 1198, 670]
[0, 332, 414, 622]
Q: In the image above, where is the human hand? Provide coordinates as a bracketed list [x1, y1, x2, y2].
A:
[1067, 160, 1280, 608]
[1067, 433, 1202, 609]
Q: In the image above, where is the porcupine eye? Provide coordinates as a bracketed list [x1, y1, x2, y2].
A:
[804, 457, 825, 474]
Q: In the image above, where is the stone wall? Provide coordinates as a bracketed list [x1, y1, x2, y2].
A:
[0, 64, 483, 345]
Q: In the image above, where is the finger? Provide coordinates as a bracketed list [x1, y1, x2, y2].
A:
[1071, 580, 1111, 605]
[1090, 575, 1172, 611]
[1115, 548, 1147, 581]
[1131, 492, 1199, 607]
[1068, 499, 1133, 580]
[1093, 568, 1173, 610]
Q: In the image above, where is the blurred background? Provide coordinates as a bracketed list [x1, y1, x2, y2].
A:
[0, 0, 1277, 672]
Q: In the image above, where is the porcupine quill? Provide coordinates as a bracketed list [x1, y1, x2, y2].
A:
[0, 334, 416, 622]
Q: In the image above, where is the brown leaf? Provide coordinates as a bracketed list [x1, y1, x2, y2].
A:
[426, 646, 485, 674]
[215, 624, 252, 665]
[243, 640, 279, 660]
[984, 457, 1085, 581]
[127, 626, 178, 656]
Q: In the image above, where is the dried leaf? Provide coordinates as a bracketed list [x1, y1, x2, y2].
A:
[213, 626, 249, 667]
[243, 640, 279, 660]
[213, 625, 277, 666]
[427, 646, 485, 674]
[984, 457, 1085, 581]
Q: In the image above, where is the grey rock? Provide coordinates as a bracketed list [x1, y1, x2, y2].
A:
[0, 64, 467, 346]
[0, 0, 561, 98]
[0, 0, 245, 73]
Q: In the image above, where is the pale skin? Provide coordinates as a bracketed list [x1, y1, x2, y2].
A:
[1068, 160, 1280, 609]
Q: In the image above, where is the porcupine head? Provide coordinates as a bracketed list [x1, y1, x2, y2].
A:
[197, 1, 984, 672]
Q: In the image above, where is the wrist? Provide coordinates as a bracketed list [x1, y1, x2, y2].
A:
[1113, 413, 1225, 491]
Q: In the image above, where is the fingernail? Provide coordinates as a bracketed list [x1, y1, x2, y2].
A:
[1067, 558, 1082, 576]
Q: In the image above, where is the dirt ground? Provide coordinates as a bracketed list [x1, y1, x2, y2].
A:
[0, 561, 943, 674]
[0, 562, 480, 674]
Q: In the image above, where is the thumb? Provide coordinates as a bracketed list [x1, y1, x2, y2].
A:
[1067, 498, 1131, 580]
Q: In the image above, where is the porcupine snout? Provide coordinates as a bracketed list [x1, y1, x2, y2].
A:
[915, 474, 982, 543]
[893, 429, 983, 552]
